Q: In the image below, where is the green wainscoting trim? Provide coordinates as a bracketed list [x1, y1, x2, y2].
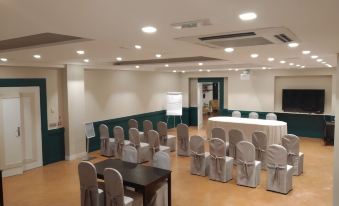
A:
[0, 78, 52, 165]
[223, 109, 333, 138]
[45, 128, 65, 164]
[189, 107, 198, 126]
[89, 108, 192, 152]
[198, 78, 224, 111]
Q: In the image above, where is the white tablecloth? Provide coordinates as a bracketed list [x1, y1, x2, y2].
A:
[207, 116, 288, 145]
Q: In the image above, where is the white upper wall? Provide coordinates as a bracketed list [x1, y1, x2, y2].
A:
[182, 68, 336, 114]
[84, 70, 181, 122]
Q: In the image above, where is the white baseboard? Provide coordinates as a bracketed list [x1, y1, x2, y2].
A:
[65, 152, 87, 161]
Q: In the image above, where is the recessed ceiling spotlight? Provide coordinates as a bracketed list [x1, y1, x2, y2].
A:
[199, 69, 203, 72]
[164, 64, 169, 67]
[224, 47, 234, 53]
[135, 65, 140, 69]
[235, 69, 239, 71]
[134, 45, 142, 49]
[142, 26, 157, 33]
[296, 64, 301, 67]
[302, 50, 311, 55]
[239, 12, 257, 21]
[182, 70, 186, 73]
[301, 66, 305, 68]
[262, 67, 267, 70]
[83, 59, 89, 63]
[288, 42, 299, 48]
[155, 54, 162, 58]
[33, 54, 41, 59]
[289, 63, 294, 66]
[0, 58, 8, 62]
[207, 69, 211, 72]
[267, 68, 272, 70]
[228, 68, 233, 71]
[316, 59, 323, 62]
[322, 61, 327, 64]
[280, 60, 286, 64]
[251, 53, 259, 58]
[116, 57, 123, 61]
[326, 64, 333, 68]
[173, 70, 177, 73]
[76, 50, 85, 55]
[198, 62, 203, 66]
[311, 55, 318, 59]
[268, 57, 275, 62]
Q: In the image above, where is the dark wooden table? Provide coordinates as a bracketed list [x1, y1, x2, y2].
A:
[1, 170, 3, 206]
[94, 159, 171, 206]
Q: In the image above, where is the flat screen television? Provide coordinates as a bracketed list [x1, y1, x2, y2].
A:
[282, 89, 325, 113]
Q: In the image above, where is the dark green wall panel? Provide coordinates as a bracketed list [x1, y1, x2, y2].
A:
[45, 128, 65, 164]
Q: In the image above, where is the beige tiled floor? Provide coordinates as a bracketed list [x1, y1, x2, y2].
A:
[3, 126, 334, 206]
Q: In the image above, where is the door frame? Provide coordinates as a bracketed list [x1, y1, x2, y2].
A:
[0, 79, 49, 165]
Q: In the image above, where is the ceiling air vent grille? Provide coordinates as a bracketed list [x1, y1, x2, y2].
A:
[199, 32, 256, 41]
[274, 34, 292, 43]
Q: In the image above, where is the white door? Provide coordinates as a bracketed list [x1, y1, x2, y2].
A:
[197, 83, 203, 129]
[0, 97, 24, 176]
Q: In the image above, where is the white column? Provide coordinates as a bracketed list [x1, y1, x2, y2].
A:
[63, 64, 86, 160]
[334, 54, 339, 206]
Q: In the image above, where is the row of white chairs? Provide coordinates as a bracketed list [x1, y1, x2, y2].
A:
[232, 111, 278, 120]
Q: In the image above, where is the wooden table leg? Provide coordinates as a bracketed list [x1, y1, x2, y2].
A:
[0, 170, 3, 206]
[168, 173, 171, 206]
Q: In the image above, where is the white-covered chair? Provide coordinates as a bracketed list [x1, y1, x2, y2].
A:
[208, 138, 233, 182]
[150, 151, 171, 206]
[99, 124, 114, 157]
[282, 134, 304, 176]
[78, 161, 104, 206]
[177, 123, 190, 156]
[211, 127, 229, 154]
[232, 110, 241, 118]
[266, 113, 277, 120]
[104, 168, 134, 206]
[266, 144, 293, 194]
[252, 131, 268, 170]
[228, 129, 244, 160]
[190, 135, 210, 176]
[143, 120, 153, 143]
[113, 126, 130, 159]
[236, 141, 261, 188]
[148, 130, 171, 161]
[122, 145, 138, 164]
[129, 128, 150, 163]
[249, 112, 259, 119]
[128, 119, 144, 141]
[157, 121, 176, 152]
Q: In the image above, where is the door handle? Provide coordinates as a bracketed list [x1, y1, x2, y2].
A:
[16, 127, 21, 137]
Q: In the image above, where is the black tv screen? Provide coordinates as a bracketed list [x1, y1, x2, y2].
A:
[282, 89, 325, 113]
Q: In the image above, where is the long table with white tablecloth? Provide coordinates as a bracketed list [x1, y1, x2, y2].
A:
[207, 116, 288, 145]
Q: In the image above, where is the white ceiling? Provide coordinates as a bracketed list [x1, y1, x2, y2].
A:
[0, 0, 338, 72]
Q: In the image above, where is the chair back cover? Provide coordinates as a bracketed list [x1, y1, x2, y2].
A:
[232, 110, 241, 118]
[128, 119, 139, 129]
[148, 130, 161, 157]
[122, 145, 138, 163]
[78, 161, 99, 206]
[99, 124, 109, 139]
[236, 141, 255, 178]
[190, 135, 205, 154]
[249, 112, 259, 119]
[104, 168, 125, 206]
[282, 134, 300, 165]
[114, 126, 125, 157]
[153, 151, 171, 170]
[252, 131, 268, 160]
[266, 113, 277, 120]
[143, 120, 153, 142]
[228, 129, 244, 158]
[177, 123, 189, 150]
[211, 127, 226, 142]
[266, 144, 288, 186]
[209, 138, 226, 157]
[129, 128, 141, 147]
[157, 121, 168, 139]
